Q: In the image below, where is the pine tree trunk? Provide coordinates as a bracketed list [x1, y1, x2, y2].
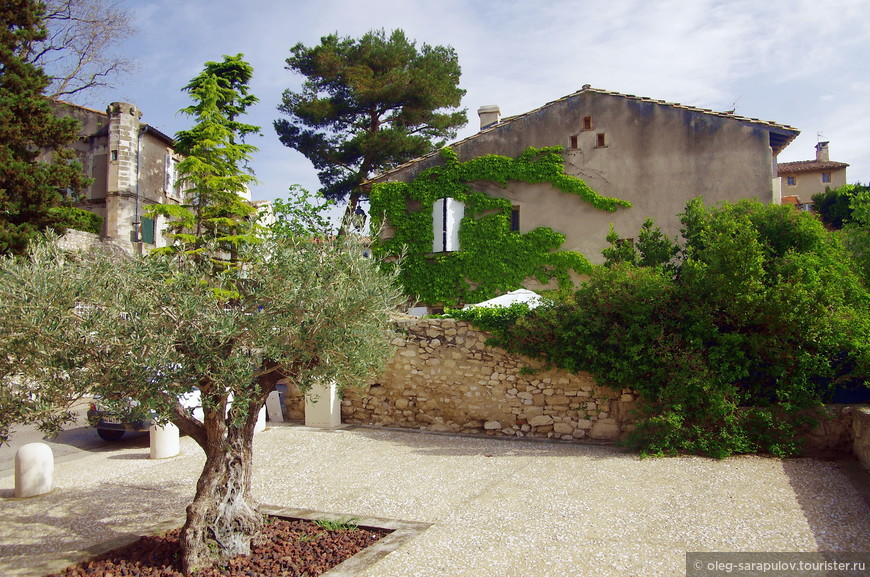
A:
[179, 403, 263, 574]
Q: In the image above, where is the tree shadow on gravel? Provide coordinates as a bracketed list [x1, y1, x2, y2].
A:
[781, 457, 870, 552]
[0, 481, 190, 577]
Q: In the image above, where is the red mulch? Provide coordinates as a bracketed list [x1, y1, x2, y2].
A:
[46, 517, 391, 576]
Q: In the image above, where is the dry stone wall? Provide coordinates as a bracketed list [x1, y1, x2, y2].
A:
[338, 318, 638, 441]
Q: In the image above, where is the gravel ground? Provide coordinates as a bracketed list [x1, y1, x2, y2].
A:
[1, 423, 868, 577]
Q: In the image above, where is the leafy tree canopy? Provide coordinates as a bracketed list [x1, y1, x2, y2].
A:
[274, 28, 467, 204]
[811, 183, 869, 229]
[843, 186, 870, 285]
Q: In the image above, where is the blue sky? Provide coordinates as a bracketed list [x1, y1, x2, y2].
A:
[88, 0, 870, 205]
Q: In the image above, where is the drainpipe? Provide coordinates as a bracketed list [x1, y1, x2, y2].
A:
[134, 125, 149, 249]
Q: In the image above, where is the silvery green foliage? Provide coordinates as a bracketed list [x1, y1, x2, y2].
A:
[0, 235, 402, 444]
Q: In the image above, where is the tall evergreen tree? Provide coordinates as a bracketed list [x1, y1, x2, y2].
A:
[0, 0, 89, 255]
[274, 29, 467, 208]
[148, 54, 261, 277]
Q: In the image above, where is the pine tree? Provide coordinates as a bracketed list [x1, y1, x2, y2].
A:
[275, 29, 467, 209]
[0, 0, 89, 255]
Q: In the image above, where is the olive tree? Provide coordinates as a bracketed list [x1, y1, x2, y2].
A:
[0, 234, 402, 573]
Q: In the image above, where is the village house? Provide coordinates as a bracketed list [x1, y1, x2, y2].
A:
[369, 86, 800, 279]
[778, 141, 849, 210]
[54, 101, 184, 253]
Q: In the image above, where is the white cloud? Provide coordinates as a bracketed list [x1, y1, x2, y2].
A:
[105, 0, 870, 200]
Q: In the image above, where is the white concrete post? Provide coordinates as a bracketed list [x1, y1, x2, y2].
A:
[149, 422, 180, 459]
[15, 443, 54, 498]
[265, 390, 284, 423]
[305, 380, 341, 428]
[254, 406, 266, 434]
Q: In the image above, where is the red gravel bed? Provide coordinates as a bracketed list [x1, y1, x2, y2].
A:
[46, 517, 392, 577]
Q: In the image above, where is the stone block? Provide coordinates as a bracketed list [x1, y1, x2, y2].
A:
[546, 394, 570, 406]
[553, 422, 574, 435]
[484, 420, 501, 430]
[528, 415, 554, 427]
[589, 418, 620, 440]
[852, 408, 870, 473]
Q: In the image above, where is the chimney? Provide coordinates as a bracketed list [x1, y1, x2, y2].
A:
[477, 105, 500, 130]
[815, 141, 830, 162]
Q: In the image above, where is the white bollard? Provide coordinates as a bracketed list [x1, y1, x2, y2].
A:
[265, 390, 284, 423]
[305, 380, 341, 428]
[15, 443, 54, 498]
[150, 422, 180, 459]
[254, 405, 266, 434]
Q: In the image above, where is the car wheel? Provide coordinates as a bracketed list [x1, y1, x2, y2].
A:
[97, 428, 126, 441]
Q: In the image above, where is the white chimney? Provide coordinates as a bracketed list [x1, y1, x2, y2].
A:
[815, 141, 830, 162]
[478, 105, 500, 130]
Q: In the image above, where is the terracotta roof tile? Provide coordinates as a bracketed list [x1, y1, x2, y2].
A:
[777, 160, 849, 175]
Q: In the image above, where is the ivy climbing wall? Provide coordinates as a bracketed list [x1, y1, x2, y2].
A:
[369, 147, 630, 306]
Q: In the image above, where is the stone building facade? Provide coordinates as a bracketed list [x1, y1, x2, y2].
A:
[369, 86, 800, 283]
[55, 101, 184, 253]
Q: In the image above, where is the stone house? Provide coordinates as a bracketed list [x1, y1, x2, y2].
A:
[54, 101, 184, 253]
[778, 141, 849, 208]
[367, 86, 800, 309]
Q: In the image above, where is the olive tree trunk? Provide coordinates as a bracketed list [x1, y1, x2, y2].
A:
[172, 376, 280, 575]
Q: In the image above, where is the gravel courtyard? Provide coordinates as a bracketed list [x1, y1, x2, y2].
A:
[1, 423, 868, 577]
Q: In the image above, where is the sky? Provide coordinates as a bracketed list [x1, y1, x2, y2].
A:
[87, 0, 870, 206]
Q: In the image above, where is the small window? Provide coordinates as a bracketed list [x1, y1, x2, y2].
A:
[596, 133, 607, 148]
[110, 150, 118, 161]
[569, 135, 578, 149]
[510, 207, 520, 232]
[164, 154, 177, 193]
[583, 116, 593, 130]
[822, 172, 831, 183]
[787, 176, 796, 186]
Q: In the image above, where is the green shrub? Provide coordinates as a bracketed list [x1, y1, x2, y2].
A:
[48, 206, 103, 235]
[493, 198, 870, 458]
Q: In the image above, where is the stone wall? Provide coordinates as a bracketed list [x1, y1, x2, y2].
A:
[56, 229, 134, 255]
[853, 407, 870, 472]
[336, 318, 638, 441]
[283, 317, 870, 469]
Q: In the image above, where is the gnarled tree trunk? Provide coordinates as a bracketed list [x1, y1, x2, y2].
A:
[173, 375, 281, 575]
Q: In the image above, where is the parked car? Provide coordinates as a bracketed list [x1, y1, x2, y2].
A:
[86, 389, 202, 441]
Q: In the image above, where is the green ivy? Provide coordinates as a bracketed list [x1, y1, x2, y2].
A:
[369, 147, 631, 305]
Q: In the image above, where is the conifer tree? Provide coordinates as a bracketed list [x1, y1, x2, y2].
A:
[275, 29, 467, 210]
[0, 0, 89, 255]
[148, 54, 260, 277]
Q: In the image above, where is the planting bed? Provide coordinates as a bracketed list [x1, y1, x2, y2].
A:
[45, 516, 391, 577]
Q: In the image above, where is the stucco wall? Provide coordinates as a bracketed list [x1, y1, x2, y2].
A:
[377, 90, 785, 265]
[780, 167, 848, 201]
